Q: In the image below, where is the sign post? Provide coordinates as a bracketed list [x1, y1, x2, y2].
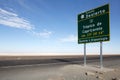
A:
[100, 42, 103, 68]
[84, 43, 86, 66]
[78, 4, 110, 68]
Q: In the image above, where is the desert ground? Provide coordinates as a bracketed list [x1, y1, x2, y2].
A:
[0, 55, 120, 80]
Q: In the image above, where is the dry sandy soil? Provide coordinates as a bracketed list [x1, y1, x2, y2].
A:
[0, 55, 120, 80]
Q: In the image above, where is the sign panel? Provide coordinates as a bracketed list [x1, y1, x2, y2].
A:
[78, 4, 110, 44]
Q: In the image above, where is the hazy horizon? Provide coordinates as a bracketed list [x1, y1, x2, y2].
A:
[0, 52, 119, 56]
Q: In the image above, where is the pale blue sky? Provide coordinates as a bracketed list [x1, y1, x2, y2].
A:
[0, 0, 120, 55]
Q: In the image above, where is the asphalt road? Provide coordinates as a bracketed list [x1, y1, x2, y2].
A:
[0, 55, 119, 67]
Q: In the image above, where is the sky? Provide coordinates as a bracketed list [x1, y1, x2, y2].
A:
[0, 0, 120, 55]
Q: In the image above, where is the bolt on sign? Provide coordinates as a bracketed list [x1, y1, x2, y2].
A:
[78, 4, 110, 44]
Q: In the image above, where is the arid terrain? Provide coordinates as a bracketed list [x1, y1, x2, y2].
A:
[0, 55, 120, 80]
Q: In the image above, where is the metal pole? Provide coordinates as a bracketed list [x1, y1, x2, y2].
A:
[84, 43, 86, 66]
[100, 42, 103, 69]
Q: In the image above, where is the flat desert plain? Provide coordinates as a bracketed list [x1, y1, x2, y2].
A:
[0, 55, 120, 80]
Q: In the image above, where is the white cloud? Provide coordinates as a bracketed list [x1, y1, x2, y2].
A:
[60, 35, 77, 42]
[0, 8, 34, 30]
[32, 29, 52, 38]
[0, 8, 53, 38]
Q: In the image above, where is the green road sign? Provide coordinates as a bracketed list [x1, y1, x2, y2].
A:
[78, 4, 110, 44]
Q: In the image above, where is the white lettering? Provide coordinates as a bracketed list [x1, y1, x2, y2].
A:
[86, 9, 106, 19]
